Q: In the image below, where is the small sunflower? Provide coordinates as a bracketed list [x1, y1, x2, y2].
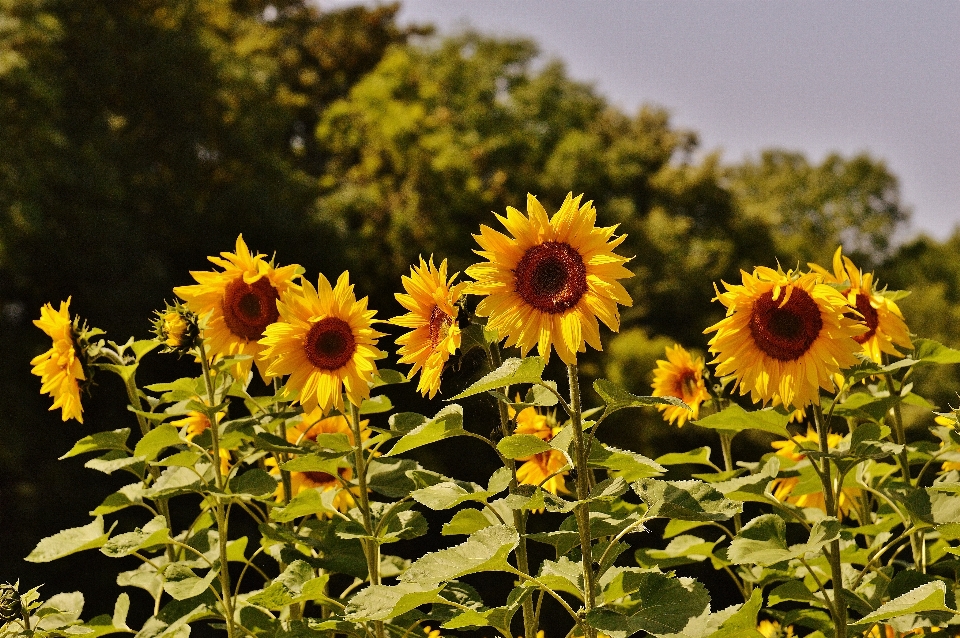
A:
[771, 428, 859, 517]
[268, 408, 369, 513]
[465, 193, 633, 364]
[705, 267, 865, 410]
[757, 620, 794, 638]
[651, 344, 709, 427]
[173, 235, 301, 381]
[259, 272, 384, 414]
[511, 404, 570, 498]
[809, 246, 913, 364]
[30, 299, 85, 423]
[171, 407, 230, 475]
[390, 256, 467, 398]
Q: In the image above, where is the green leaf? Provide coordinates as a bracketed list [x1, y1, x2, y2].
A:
[246, 561, 333, 610]
[344, 582, 445, 621]
[143, 466, 204, 499]
[270, 488, 338, 523]
[914, 338, 960, 365]
[162, 563, 217, 601]
[727, 515, 840, 566]
[101, 516, 171, 557]
[411, 480, 495, 510]
[60, 429, 131, 459]
[656, 447, 715, 468]
[231, 469, 278, 496]
[593, 378, 688, 418]
[767, 580, 820, 607]
[636, 535, 719, 569]
[694, 404, 789, 437]
[442, 509, 492, 536]
[705, 589, 764, 638]
[854, 581, 956, 626]
[91, 483, 146, 516]
[497, 434, 552, 459]
[84, 450, 144, 476]
[387, 404, 467, 456]
[711, 457, 780, 503]
[145, 377, 204, 404]
[588, 570, 711, 637]
[451, 357, 545, 400]
[26, 517, 112, 562]
[366, 457, 424, 498]
[370, 369, 408, 387]
[633, 479, 741, 521]
[134, 424, 184, 462]
[155, 450, 204, 467]
[400, 525, 519, 584]
[590, 444, 664, 481]
[359, 394, 393, 415]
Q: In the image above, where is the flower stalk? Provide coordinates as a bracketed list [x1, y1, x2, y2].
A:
[567, 363, 596, 638]
[812, 403, 846, 638]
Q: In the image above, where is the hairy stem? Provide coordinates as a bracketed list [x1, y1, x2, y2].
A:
[349, 401, 384, 638]
[567, 363, 596, 638]
[812, 403, 846, 637]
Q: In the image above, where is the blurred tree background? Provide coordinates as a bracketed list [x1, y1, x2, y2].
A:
[2, 0, 958, 623]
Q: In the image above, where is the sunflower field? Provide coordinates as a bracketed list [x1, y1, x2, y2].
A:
[8, 188, 960, 638]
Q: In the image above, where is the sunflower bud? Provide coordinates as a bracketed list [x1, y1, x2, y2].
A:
[152, 302, 199, 355]
[0, 582, 22, 625]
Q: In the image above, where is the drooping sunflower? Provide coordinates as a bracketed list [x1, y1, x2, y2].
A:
[809, 246, 913, 364]
[267, 408, 369, 513]
[770, 428, 859, 517]
[511, 404, 570, 498]
[390, 256, 467, 398]
[171, 406, 230, 475]
[259, 272, 384, 414]
[651, 344, 709, 427]
[173, 235, 301, 381]
[465, 193, 633, 364]
[30, 299, 85, 423]
[705, 267, 865, 409]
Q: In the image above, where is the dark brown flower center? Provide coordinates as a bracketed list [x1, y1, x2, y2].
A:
[749, 288, 823, 361]
[674, 370, 700, 399]
[514, 241, 587, 314]
[849, 292, 879, 344]
[304, 317, 356, 370]
[302, 471, 336, 485]
[428, 305, 454, 348]
[222, 276, 280, 341]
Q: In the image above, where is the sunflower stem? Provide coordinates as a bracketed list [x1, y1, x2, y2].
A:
[488, 342, 537, 638]
[567, 363, 596, 638]
[196, 341, 237, 638]
[812, 403, 846, 638]
[348, 401, 384, 638]
[718, 431, 742, 535]
[883, 370, 925, 572]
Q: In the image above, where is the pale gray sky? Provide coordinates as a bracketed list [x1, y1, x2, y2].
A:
[322, 0, 960, 241]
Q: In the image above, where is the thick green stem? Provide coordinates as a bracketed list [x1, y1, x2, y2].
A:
[718, 431, 742, 534]
[567, 363, 596, 638]
[488, 343, 538, 638]
[812, 404, 846, 637]
[198, 343, 235, 638]
[348, 402, 384, 638]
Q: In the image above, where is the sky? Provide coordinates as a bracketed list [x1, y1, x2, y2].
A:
[323, 0, 960, 241]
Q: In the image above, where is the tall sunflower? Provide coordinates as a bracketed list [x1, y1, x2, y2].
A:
[31, 299, 85, 423]
[705, 267, 864, 409]
[809, 246, 912, 364]
[259, 272, 384, 414]
[465, 193, 633, 364]
[651, 344, 709, 427]
[770, 428, 859, 517]
[173, 235, 301, 381]
[390, 256, 466, 398]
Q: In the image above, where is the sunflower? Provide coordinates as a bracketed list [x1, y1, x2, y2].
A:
[390, 256, 467, 398]
[705, 267, 865, 410]
[770, 428, 859, 517]
[651, 344, 709, 427]
[173, 235, 301, 381]
[30, 299, 85, 423]
[511, 404, 570, 498]
[259, 272, 384, 414]
[809, 247, 913, 364]
[171, 407, 230, 475]
[268, 408, 369, 513]
[757, 620, 794, 638]
[465, 193, 633, 364]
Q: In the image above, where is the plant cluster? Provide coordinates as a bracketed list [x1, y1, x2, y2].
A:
[8, 193, 960, 638]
